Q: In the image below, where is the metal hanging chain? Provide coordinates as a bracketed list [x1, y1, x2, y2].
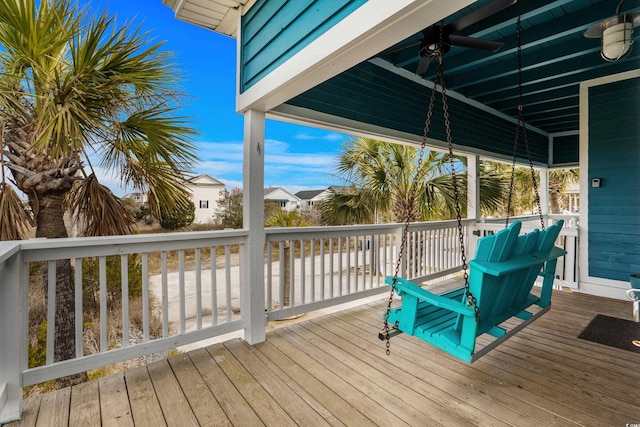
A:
[506, 17, 544, 230]
[440, 42, 479, 325]
[382, 53, 437, 356]
[383, 25, 479, 355]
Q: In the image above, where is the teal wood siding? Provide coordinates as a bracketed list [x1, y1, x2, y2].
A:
[588, 77, 640, 281]
[241, 0, 367, 92]
[552, 135, 578, 165]
[286, 62, 549, 162]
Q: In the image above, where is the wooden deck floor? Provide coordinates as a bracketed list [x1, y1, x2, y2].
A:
[5, 289, 640, 427]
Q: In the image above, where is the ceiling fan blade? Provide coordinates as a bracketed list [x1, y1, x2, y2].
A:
[377, 39, 422, 56]
[416, 56, 433, 75]
[448, 0, 517, 33]
[449, 34, 504, 52]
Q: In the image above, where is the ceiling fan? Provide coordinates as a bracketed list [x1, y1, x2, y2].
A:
[378, 0, 517, 75]
[583, 0, 639, 61]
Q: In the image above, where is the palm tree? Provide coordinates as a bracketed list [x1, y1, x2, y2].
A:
[549, 168, 579, 213]
[320, 137, 506, 225]
[0, 0, 197, 387]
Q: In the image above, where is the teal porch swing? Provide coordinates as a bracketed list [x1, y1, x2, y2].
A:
[379, 19, 566, 363]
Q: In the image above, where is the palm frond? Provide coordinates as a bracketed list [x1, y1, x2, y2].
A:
[0, 183, 31, 240]
[66, 174, 134, 236]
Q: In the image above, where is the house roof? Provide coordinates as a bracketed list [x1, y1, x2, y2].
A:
[295, 189, 326, 200]
[188, 174, 225, 186]
[264, 187, 300, 201]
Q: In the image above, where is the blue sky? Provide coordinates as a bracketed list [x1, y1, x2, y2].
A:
[83, 0, 348, 195]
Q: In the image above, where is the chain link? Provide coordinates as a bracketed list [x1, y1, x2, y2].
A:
[383, 25, 479, 354]
[506, 17, 544, 230]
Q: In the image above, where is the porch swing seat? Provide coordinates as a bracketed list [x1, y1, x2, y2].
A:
[385, 219, 566, 363]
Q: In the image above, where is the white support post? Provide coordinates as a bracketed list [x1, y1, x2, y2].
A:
[539, 168, 549, 217]
[241, 109, 266, 344]
[0, 245, 25, 423]
[467, 154, 480, 259]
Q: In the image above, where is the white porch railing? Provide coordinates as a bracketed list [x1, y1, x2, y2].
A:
[264, 220, 471, 320]
[0, 216, 576, 422]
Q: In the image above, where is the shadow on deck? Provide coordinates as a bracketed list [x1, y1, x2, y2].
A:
[5, 289, 640, 426]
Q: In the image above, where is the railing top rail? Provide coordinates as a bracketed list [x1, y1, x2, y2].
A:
[265, 219, 475, 240]
[0, 241, 20, 265]
[13, 229, 249, 262]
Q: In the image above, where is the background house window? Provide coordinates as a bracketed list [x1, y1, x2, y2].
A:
[200, 200, 209, 208]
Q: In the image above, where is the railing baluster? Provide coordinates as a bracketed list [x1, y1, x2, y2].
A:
[179, 250, 185, 334]
[161, 251, 168, 338]
[211, 246, 218, 326]
[310, 239, 315, 303]
[338, 237, 343, 296]
[74, 258, 83, 358]
[99, 256, 107, 353]
[290, 240, 295, 306]
[266, 241, 273, 311]
[121, 254, 129, 347]
[279, 242, 284, 308]
[320, 238, 325, 300]
[46, 261, 56, 365]
[225, 245, 231, 321]
[300, 240, 305, 304]
[330, 238, 336, 298]
[142, 253, 149, 341]
[195, 248, 202, 330]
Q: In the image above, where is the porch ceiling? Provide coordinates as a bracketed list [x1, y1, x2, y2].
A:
[375, 0, 640, 135]
[164, 0, 639, 137]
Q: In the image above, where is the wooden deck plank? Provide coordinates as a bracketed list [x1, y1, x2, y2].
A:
[188, 347, 265, 426]
[166, 353, 232, 427]
[254, 339, 372, 427]
[205, 343, 298, 426]
[362, 299, 617, 427]
[224, 339, 333, 426]
[278, 325, 445, 426]
[124, 365, 166, 427]
[346, 304, 587, 427]
[99, 372, 133, 427]
[312, 313, 565, 427]
[7, 289, 640, 427]
[146, 359, 198, 427]
[301, 318, 519, 426]
[267, 330, 410, 426]
[33, 388, 69, 427]
[69, 379, 100, 427]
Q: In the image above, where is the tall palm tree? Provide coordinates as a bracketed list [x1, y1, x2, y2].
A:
[0, 0, 197, 387]
[320, 137, 505, 225]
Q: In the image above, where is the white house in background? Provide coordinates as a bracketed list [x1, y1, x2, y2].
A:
[295, 189, 331, 210]
[122, 192, 148, 204]
[187, 174, 226, 224]
[264, 187, 300, 211]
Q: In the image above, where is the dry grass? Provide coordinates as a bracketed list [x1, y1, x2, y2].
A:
[25, 274, 170, 398]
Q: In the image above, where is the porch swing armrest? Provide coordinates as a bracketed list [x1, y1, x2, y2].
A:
[385, 276, 475, 316]
[469, 246, 567, 276]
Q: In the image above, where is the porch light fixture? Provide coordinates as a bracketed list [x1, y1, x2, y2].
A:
[584, 0, 640, 62]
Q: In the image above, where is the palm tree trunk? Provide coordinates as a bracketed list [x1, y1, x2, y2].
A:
[35, 191, 87, 388]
